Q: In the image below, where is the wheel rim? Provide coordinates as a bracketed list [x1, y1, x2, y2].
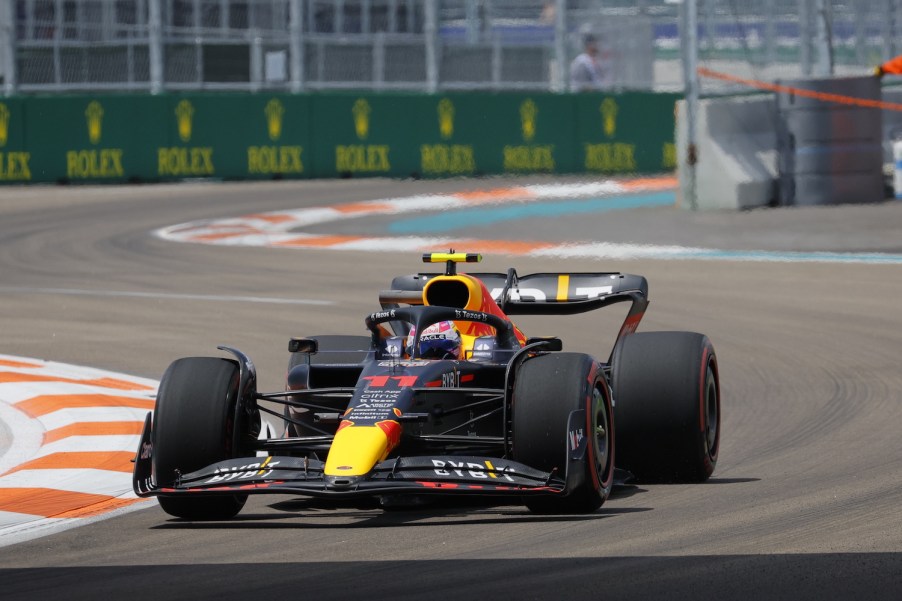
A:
[704, 364, 719, 455]
[592, 386, 611, 480]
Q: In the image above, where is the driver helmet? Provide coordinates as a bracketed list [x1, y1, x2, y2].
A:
[407, 321, 462, 359]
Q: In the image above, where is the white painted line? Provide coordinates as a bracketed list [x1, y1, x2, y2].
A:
[0, 469, 135, 496]
[0, 500, 154, 549]
[0, 510, 52, 528]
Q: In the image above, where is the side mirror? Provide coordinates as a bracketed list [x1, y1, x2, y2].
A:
[288, 338, 319, 354]
[525, 336, 563, 351]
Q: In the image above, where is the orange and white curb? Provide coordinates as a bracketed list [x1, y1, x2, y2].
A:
[154, 175, 902, 265]
[156, 177, 676, 254]
[0, 354, 157, 547]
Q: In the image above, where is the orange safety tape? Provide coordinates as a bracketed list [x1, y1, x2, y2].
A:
[698, 67, 902, 112]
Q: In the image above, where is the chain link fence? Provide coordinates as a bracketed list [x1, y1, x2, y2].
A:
[0, 0, 899, 95]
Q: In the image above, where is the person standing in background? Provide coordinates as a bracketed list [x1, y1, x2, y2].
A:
[569, 33, 611, 92]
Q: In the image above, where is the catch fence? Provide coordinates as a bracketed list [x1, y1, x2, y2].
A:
[1, 0, 898, 95]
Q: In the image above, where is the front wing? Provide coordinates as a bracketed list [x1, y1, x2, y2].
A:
[133, 416, 566, 499]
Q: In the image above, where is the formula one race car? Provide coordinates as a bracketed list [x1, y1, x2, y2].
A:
[133, 253, 720, 519]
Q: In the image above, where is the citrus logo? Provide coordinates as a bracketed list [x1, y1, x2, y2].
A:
[0, 103, 8, 147]
[175, 100, 194, 142]
[352, 98, 371, 140]
[438, 98, 454, 139]
[520, 99, 537, 142]
[86, 101, 104, 144]
[265, 99, 284, 141]
[601, 97, 618, 138]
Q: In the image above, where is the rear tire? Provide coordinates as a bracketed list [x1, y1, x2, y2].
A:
[612, 332, 720, 483]
[512, 352, 614, 513]
[153, 357, 249, 520]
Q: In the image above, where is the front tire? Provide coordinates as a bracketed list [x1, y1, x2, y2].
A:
[612, 332, 720, 483]
[153, 357, 249, 520]
[512, 352, 614, 513]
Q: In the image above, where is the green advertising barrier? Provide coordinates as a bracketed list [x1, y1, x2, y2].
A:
[419, 93, 579, 176]
[156, 94, 311, 180]
[310, 94, 420, 178]
[0, 97, 30, 183]
[573, 92, 680, 174]
[24, 95, 166, 183]
[311, 93, 579, 178]
[8, 91, 677, 184]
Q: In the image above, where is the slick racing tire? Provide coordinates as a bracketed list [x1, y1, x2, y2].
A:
[153, 357, 249, 520]
[512, 352, 614, 514]
[612, 332, 720, 483]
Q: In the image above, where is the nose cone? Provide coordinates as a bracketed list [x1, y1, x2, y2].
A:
[324, 421, 401, 478]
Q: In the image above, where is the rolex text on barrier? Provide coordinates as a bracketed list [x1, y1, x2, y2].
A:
[8, 92, 676, 183]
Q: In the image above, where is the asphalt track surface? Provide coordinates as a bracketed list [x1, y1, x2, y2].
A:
[2, 177, 902, 600]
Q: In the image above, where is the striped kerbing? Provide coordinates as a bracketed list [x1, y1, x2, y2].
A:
[0, 355, 157, 546]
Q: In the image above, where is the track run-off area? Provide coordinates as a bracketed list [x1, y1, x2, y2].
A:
[0, 356, 155, 546]
[1, 176, 901, 599]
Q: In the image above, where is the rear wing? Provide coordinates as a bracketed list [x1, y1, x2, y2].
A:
[379, 269, 649, 350]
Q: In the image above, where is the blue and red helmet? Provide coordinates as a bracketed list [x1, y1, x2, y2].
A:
[407, 321, 462, 359]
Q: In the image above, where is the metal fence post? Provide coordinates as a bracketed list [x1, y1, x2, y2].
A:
[54, 0, 63, 87]
[251, 31, 263, 92]
[465, 0, 479, 44]
[680, 0, 699, 210]
[0, 0, 15, 95]
[887, 0, 900, 59]
[812, 0, 833, 76]
[552, 0, 566, 92]
[425, 0, 438, 93]
[289, 0, 304, 92]
[374, 31, 385, 90]
[149, 0, 164, 94]
[799, 0, 812, 76]
[492, 38, 501, 90]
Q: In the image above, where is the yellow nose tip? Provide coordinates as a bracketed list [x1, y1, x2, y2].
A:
[324, 424, 392, 477]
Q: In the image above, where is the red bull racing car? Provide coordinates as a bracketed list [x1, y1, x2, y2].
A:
[133, 253, 720, 519]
